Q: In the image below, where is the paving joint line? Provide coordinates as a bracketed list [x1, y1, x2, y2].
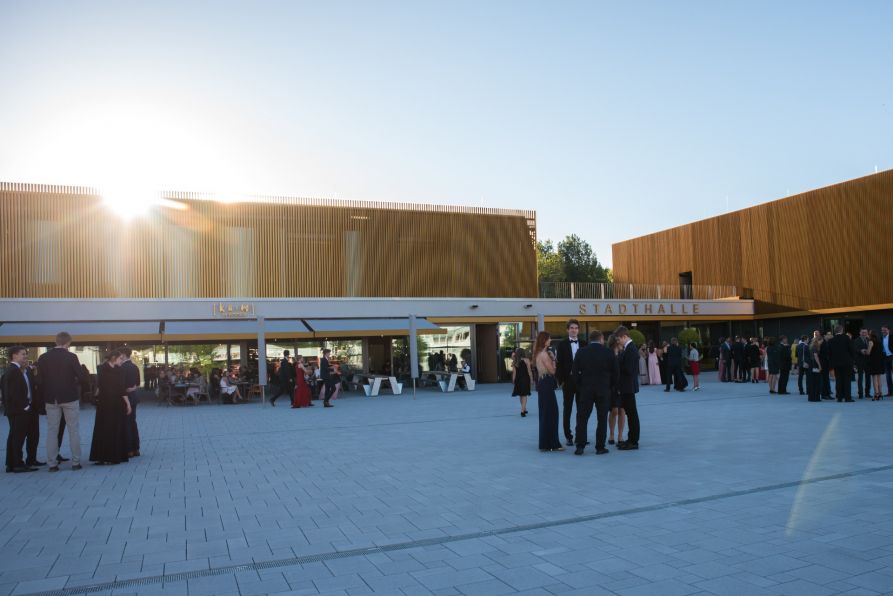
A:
[26, 461, 893, 596]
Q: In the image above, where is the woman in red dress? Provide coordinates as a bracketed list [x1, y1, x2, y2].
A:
[292, 356, 313, 408]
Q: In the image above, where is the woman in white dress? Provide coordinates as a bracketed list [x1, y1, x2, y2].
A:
[638, 345, 649, 385]
[219, 372, 242, 403]
[647, 341, 662, 385]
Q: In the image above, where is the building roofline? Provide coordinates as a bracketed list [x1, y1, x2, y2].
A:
[0, 181, 535, 219]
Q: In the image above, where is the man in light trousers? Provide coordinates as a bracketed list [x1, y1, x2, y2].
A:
[36, 332, 90, 471]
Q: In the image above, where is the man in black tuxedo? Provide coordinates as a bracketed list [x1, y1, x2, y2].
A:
[664, 338, 684, 392]
[270, 350, 295, 406]
[853, 329, 871, 399]
[720, 338, 732, 382]
[1, 346, 39, 473]
[777, 336, 792, 394]
[827, 325, 855, 402]
[614, 326, 641, 450]
[731, 336, 745, 382]
[555, 319, 587, 446]
[572, 330, 618, 455]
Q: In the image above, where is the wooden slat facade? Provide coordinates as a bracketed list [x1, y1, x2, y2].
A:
[612, 170, 893, 315]
[0, 183, 538, 299]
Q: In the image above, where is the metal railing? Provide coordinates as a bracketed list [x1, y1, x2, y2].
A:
[539, 282, 739, 301]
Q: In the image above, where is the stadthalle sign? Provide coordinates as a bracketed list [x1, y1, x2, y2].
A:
[577, 301, 705, 316]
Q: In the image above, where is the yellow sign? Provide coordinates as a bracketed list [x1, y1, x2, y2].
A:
[578, 302, 701, 316]
[212, 302, 256, 318]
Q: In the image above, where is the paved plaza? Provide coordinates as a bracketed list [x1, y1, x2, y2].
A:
[2, 377, 893, 596]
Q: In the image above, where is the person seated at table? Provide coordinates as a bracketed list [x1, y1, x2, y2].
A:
[457, 360, 472, 389]
[219, 373, 242, 403]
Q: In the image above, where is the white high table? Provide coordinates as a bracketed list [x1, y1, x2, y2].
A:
[356, 374, 403, 397]
[427, 370, 476, 392]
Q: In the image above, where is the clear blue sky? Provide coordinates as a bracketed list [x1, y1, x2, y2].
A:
[2, 1, 891, 266]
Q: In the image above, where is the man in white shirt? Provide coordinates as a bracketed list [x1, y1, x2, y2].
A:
[1, 346, 39, 473]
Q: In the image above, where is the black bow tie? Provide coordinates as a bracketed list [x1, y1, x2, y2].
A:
[569, 340, 578, 343]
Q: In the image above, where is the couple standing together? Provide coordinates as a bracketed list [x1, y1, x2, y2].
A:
[535, 322, 641, 454]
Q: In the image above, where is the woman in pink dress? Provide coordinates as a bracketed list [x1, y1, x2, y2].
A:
[647, 341, 662, 385]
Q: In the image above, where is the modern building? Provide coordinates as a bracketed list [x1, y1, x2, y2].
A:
[0, 182, 754, 383]
[612, 168, 893, 341]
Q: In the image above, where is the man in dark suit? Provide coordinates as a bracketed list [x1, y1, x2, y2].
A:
[320, 348, 334, 407]
[120, 348, 141, 456]
[1, 346, 39, 473]
[270, 350, 295, 406]
[614, 326, 641, 450]
[664, 338, 685, 392]
[572, 330, 618, 455]
[37, 331, 90, 471]
[731, 336, 745, 382]
[555, 319, 587, 447]
[777, 336, 792, 394]
[720, 338, 732, 382]
[796, 336, 810, 395]
[819, 331, 833, 399]
[853, 329, 871, 399]
[827, 325, 855, 402]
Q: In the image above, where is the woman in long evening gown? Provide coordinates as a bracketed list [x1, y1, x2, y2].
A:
[292, 357, 312, 408]
[638, 345, 649, 385]
[90, 350, 131, 465]
[534, 332, 563, 451]
[647, 342, 662, 385]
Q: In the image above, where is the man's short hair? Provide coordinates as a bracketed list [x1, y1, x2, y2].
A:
[834, 325, 844, 334]
[780, 335, 788, 342]
[121, 347, 133, 358]
[283, 350, 290, 357]
[800, 335, 808, 341]
[589, 329, 603, 342]
[322, 348, 331, 355]
[566, 319, 580, 329]
[55, 331, 72, 346]
[7, 345, 26, 359]
[614, 325, 629, 337]
[671, 337, 678, 345]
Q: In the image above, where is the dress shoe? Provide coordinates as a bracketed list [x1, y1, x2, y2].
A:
[72, 464, 82, 471]
[565, 438, 574, 447]
[324, 403, 334, 407]
[56, 455, 69, 462]
[595, 448, 609, 455]
[663, 388, 670, 392]
[26, 460, 46, 467]
[845, 399, 855, 402]
[7, 466, 37, 473]
[778, 391, 789, 395]
[48, 466, 60, 472]
[608, 439, 615, 445]
[574, 446, 585, 455]
[618, 442, 639, 450]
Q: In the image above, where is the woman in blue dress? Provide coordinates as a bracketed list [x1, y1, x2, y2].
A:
[534, 332, 563, 451]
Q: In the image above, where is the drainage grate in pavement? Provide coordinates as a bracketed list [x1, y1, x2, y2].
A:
[27, 462, 893, 596]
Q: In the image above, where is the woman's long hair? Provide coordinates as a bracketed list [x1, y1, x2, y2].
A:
[533, 332, 551, 359]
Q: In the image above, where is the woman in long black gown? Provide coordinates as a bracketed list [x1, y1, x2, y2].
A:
[90, 350, 131, 465]
[534, 332, 563, 451]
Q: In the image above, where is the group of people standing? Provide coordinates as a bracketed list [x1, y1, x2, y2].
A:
[637, 339, 701, 392]
[2, 332, 142, 473]
[512, 320, 642, 455]
[796, 326, 892, 402]
[270, 349, 339, 408]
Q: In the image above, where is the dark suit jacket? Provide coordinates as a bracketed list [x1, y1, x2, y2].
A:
[122, 360, 140, 391]
[828, 333, 855, 368]
[572, 342, 619, 399]
[779, 344, 792, 371]
[731, 341, 745, 362]
[1, 363, 35, 416]
[36, 347, 89, 404]
[853, 336, 869, 364]
[320, 357, 331, 381]
[666, 344, 683, 367]
[278, 358, 295, 383]
[617, 340, 640, 395]
[555, 338, 587, 386]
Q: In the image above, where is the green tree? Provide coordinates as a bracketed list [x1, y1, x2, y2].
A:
[628, 329, 646, 347]
[678, 327, 702, 350]
[557, 234, 610, 283]
[536, 240, 564, 282]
